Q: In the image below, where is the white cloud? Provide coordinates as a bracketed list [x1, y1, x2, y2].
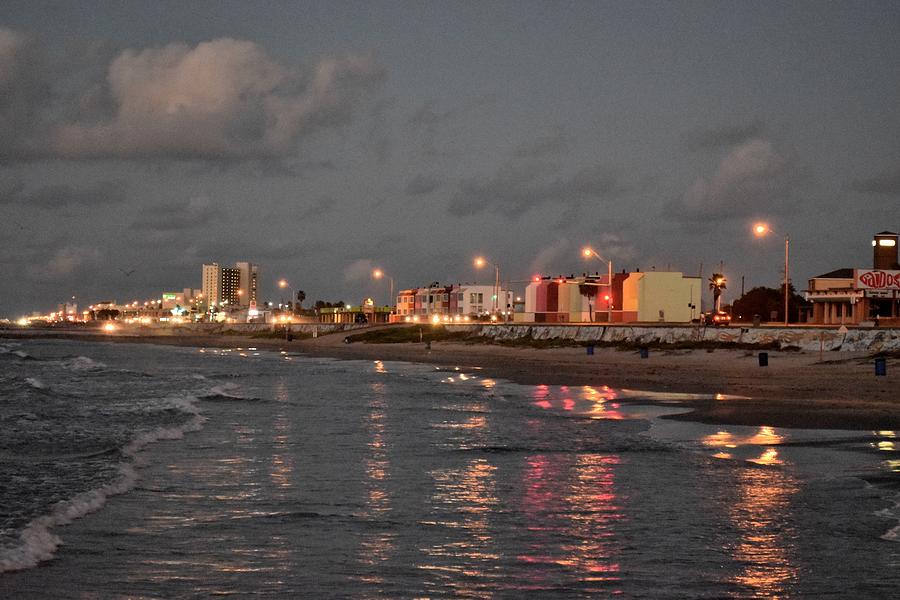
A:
[343, 258, 376, 282]
[669, 139, 804, 221]
[49, 38, 385, 160]
[31, 246, 101, 278]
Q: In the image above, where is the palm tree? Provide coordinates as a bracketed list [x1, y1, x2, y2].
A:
[578, 282, 600, 322]
[708, 273, 727, 312]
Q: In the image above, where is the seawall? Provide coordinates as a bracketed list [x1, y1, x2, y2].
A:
[443, 323, 900, 352]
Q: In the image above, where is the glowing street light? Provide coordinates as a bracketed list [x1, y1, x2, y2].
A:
[474, 256, 503, 320]
[753, 222, 790, 327]
[372, 268, 395, 314]
[582, 246, 613, 323]
[278, 278, 294, 339]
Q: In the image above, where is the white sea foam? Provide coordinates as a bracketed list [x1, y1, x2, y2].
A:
[0, 396, 206, 573]
[66, 356, 108, 371]
[24, 377, 47, 390]
[877, 494, 900, 543]
[13, 350, 32, 359]
[208, 383, 246, 398]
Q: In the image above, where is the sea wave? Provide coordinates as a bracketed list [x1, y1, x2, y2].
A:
[64, 356, 108, 371]
[877, 494, 900, 543]
[24, 377, 48, 390]
[0, 396, 206, 573]
[200, 383, 265, 402]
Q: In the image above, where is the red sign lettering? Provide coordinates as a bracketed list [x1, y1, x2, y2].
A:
[857, 270, 900, 289]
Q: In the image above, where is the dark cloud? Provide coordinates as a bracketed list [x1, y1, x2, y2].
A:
[0, 179, 125, 208]
[296, 195, 336, 219]
[851, 166, 900, 196]
[131, 195, 221, 231]
[406, 95, 497, 157]
[405, 174, 441, 196]
[513, 128, 568, 158]
[448, 161, 622, 217]
[664, 139, 808, 222]
[186, 238, 323, 262]
[0, 29, 53, 160]
[367, 97, 395, 164]
[685, 119, 766, 151]
[27, 182, 125, 208]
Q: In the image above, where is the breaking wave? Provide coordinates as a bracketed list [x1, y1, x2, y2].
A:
[0, 395, 205, 573]
[65, 356, 108, 371]
[24, 377, 48, 390]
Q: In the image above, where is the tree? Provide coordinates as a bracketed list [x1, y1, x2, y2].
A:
[296, 290, 306, 309]
[731, 285, 809, 323]
[708, 273, 727, 312]
[578, 282, 600, 322]
[95, 309, 120, 320]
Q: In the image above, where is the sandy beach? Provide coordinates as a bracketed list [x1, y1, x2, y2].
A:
[4, 326, 897, 430]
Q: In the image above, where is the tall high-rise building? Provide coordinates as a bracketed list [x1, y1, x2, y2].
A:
[235, 262, 260, 307]
[202, 263, 222, 308]
[202, 262, 258, 309]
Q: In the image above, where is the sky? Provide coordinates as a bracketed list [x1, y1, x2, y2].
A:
[1, 1, 899, 317]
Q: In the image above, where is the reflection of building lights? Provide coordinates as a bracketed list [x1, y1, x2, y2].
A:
[749, 447, 781, 465]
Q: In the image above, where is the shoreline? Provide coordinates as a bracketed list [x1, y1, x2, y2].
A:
[3, 328, 898, 430]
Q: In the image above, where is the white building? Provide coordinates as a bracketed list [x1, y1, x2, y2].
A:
[202, 262, 257, 309]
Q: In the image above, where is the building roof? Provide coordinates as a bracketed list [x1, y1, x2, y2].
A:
[876, 231, 898, 235]
[813, 268, 854, 279]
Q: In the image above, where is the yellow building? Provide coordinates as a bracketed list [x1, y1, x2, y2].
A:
[621, 271, 702, 323]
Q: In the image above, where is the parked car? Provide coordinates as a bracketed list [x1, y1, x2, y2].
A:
[704, 311, 732, 326]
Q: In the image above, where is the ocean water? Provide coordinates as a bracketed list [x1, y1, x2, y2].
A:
[0, 337, 898, 598]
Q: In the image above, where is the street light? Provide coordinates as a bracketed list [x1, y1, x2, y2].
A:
[753, 222, 790, 327]
[583, 246, 613, 323]
[474, 256, 503, 321]
[372, 269, 394, 315]
[278, 279, 294, 339]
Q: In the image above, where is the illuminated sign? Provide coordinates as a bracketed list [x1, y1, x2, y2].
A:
[163, 293, 177, 300]
[856, 270, 900, 290]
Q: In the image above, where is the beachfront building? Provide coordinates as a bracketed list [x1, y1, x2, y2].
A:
[805, 231, 900, 325]
[202, 262, 258, 310]
[521, 270, 701, 323]
[621, 271, 702, 323]
[318, 299, 392, 324]
[235, 262, 259, 308]
[392, 283, 513, 322]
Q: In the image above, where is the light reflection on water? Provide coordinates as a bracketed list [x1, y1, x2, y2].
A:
[355, 379, 396, 590]
[728, 464, 800, 597]
[420, 458, 501, 598]
[9, 345, 895, 598]
[519, 453, 623, 593]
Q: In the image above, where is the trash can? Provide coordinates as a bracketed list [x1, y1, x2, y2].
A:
[875, 357, 886, 376]
[758, 352, 768, 367]
[287, 333, 293, 342]
[640, 347, 649, 359]
[752, 314, 761, 327]
[586, 345, 594, 355]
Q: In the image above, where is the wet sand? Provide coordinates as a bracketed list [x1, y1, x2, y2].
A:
[4, 327, 898, 430]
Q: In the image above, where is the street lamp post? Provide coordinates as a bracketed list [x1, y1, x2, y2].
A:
[475, 256, 504, 321]
[278, 279, 294, 339]
[753, 223, 790, 327]
[583, 247, 613, 323]
[372, 269, 395, 319]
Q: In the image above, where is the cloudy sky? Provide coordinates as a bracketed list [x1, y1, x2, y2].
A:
[2, 1, 898, 316]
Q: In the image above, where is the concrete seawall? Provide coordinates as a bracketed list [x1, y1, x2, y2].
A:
[444, 324, 900, 352]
